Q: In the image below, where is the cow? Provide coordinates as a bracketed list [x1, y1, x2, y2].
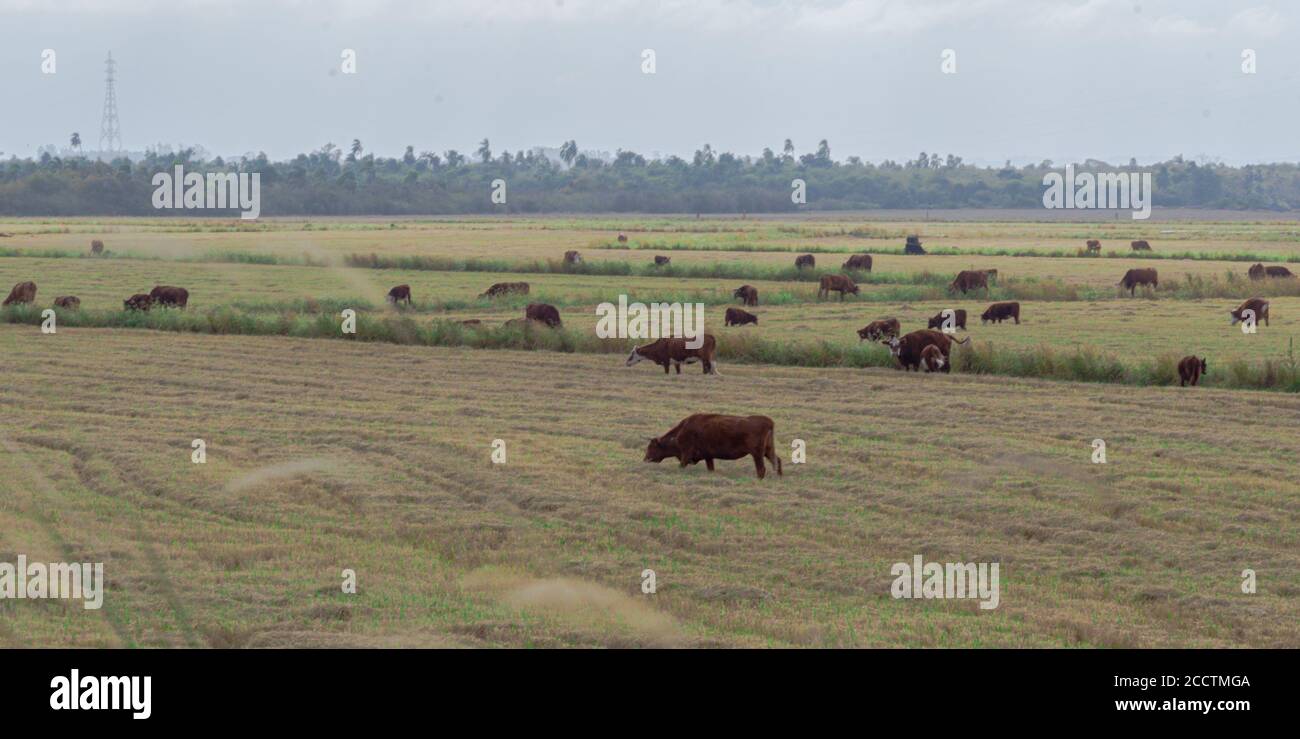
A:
[1248, 263, 1295, 280]
[733, 285, 758, 306]
[654, 256, 671, 266]
[1118, 268, 1158, 296]
[928, 308, 967, 331]
[386, 284, 412, 305]
[525, 303, 562, 328]
[920, 344, 947, 373]
[981, 301, 1021, 324]
[883, 329, 969, 371]
[948, 270, 990, 295]
[857, 318, 900, 342]
[1230, 298, 1270, 327]
[1131, 240, 1152, 251]
[1177, 356, 1207, 387]
[123, 293, 154, 311]
[1085, 239, 1101, 253]
[843, 254, 873, 272]
[904, 235, 925, 255]
[818, 274, 859, 300]
[150, 285, 189, 309]
[725, 307, 758, 326]
[2, 281, 36, 306]
[618, 233, 628, 244]
[795, 254, 816, 270]
[644, 413, 782, 479]
[480, 282, 530, 299]
[564, 250, 582, 264]
[90, 239, 104, 255]
[53, 296, 80, 310]
[625, 334, 718, 375]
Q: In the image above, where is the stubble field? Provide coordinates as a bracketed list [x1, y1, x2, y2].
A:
[0, 215, 1297, 647]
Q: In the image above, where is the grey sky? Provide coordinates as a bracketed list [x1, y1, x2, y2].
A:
[1, 0, 1296, 165]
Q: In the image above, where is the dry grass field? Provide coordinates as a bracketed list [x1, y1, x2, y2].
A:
[2, 327, 1297, 647]
[1, 215, 1297, 648]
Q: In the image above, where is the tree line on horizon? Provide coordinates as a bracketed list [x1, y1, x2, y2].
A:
[3, 137, 1299, 215]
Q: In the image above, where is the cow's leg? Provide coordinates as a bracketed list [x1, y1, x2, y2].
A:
[752, 453, 766, 479]
[705, 458, 715, 471]
[674, 362, 682, 374]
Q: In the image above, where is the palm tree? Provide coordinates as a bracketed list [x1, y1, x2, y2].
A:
[70, 132, 82, 157]
[476, 138, 492, 163]
[560, 140, 578, 167]
[349, 139, 363, 161]
[783, 139, 794, 160]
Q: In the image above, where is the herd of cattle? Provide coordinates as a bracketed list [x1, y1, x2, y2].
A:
[1, 234, 1292, 480]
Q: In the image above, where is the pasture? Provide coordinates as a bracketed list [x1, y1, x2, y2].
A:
[1, 215, 1297, 648]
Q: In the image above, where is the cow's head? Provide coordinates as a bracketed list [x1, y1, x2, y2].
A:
[643, 436, 678, 463]
[847, 284, 860, 295]
[857, 327, 871, 342]
[881, 337, 902, 357]
[625, 347, 645, 367]
[1199, 357, 1208, 375]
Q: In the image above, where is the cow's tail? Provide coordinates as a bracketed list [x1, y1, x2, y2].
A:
[766, 427, 782, 477]
[953, 336, 971, 346]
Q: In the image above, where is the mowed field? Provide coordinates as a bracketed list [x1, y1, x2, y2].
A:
[2, 327, 1298, 647]
[1, 215, 1298, 648]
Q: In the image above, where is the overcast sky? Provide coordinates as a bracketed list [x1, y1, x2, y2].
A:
[1, 0, 1296, 165]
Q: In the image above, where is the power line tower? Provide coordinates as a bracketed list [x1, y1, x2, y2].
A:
[99, 52, 122, 155]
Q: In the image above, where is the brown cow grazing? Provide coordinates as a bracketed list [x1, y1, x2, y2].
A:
[617, 233, 628, 244]
[733, 284, 758, 306]
[920, 344, 947, 373]
[1177, 356, 1207, 387]
[1131, 240, 1152, 251]
[818, 274, 859, 300]
[124, 293, 153, 311]
[524, 303, 562, 328]
[928, 308, 967, 331]
[150, 285, 189, 309]
[857, 318, 900, 342]
[1229, 298, 1270, 327]
[1248, 262, 1295, 280]
[625, 334, 718, 375]
[1085, 239, 1101, 253]
[2, 281, 36, 306]
[564, 250, 582, 264]
[1118, 268, 1158, 296]
[654, 255, 671, 266]
[948, 270, 990, 295]
[843, 254, 873, 271]
[480, 282, 530, 299]
[795, 254, 816, 270]
[883, 329, 969, 371]
[386, 284, 412, 305]
[644, 413, 781, 479]
[725, 307, 758, 327]
[53, 296, 80, 310]
[90, 239, 104, 255]
[981, 301, 1021, 324]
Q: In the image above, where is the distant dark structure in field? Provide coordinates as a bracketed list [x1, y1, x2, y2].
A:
[904, 235, 925, 255]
